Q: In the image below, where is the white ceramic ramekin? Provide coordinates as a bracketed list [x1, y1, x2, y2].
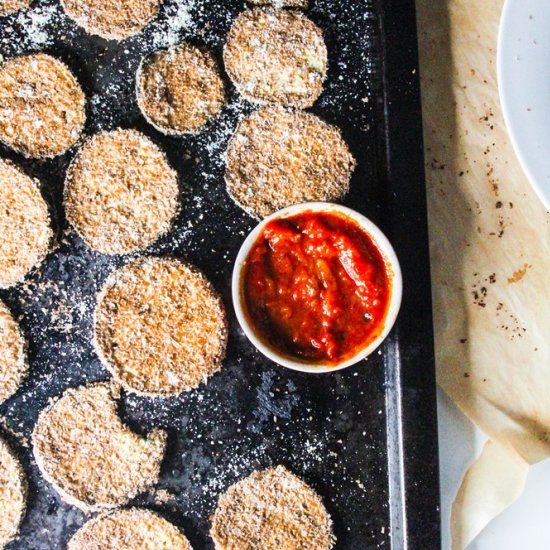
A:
[232, 202, 403, 373]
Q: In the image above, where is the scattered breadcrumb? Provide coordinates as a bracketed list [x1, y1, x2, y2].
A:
[94, 257, 228, 397]
[64, 129, 180, 255]
[154, 487, 177, 505]
[225, 105, 356, 218]
[0, 53, 86, 158]
[210, 465, 335, 550]
[148, 0, 197, 50]
[248, 0, 308, 7]
[223, 7, 327, 108]
[67, 508, 192, 550]
[0, 438, 27, 548]
[507, 263, 530, 284]
[32, 381, 167, 512]
[0, 300, 26, 404]
[60, 0, 162, 41]
[137, 42, 225, 135]
[0, 0, 31, 17]
[0, 159, 53, 289]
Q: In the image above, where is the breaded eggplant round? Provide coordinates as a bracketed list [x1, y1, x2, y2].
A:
[0, 300, 26, 403]
[0, 159, 52, 289]
[0, 0, 31, 17]
[94, 257, 227, 397]
[61, 0, 162, 41]
[225, 106, 356, 219]
[0, 53, 86, 158]
[248, 0, 308, 7]
[0, 438, 27, 548]
[211, 465, 335, 550]
[68, 508, 193, 550]
[137, 43, 225, 135]
[32, 381, 167, 512]
[224, 8, 327, 108]
[64, 129, 180, 255]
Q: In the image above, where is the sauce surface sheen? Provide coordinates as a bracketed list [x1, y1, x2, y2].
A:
[242, 211, 392, 365]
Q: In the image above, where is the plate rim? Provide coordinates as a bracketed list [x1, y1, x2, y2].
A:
[498, 0, 550, 212]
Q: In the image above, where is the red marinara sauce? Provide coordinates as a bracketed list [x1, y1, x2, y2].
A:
[242, 210, 392, 365]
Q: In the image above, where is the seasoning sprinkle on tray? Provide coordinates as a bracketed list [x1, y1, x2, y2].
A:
[0, 0, 438, 547]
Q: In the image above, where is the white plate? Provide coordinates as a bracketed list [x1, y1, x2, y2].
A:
[438, 388, 550, 549]
[498, 0, 550, 211]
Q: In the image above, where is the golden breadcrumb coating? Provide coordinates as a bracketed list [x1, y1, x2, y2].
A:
[94, 257, 227, 397]
[0, 53, 86, 158]
[210, 465, 335, 550]
[0, 0, 31, 17]
[225, 105, 356, 218]
[32, 381, 167, 512]
[68, 508, 193, 550]
[61, 0, 162, 41]
[0, 159, 52, 289]
[248, 0, 308, 7]
[0, 438, 27, 548]
[0, 300, 26, 403]
[224, 7, 327, 108]
[64, 129, 180, 255]
[137, 42, 225, 135]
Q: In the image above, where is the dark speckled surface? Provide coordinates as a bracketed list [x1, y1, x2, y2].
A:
[0, 0, 440, 548]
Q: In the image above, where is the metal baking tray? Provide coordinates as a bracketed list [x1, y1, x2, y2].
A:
[0, 0, 440, 548]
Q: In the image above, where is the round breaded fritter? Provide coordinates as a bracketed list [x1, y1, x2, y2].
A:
[248, 0, 308, 8]
[210, 465, 335, 550]
[137, 43, 225, 135]
[61, 0, 162, 41]
[32, 381, 167, 512]
[223, 8, 327, 108]
[225, 106, 356, 219]
[94, 257, 227, 397]
[64, 129, 179, 255]
[0, 438, 27, 549]
[0, 53, 86, 158]
[0, 0, 31, 17]
[68, 508, 193, 550]
[0, 300, 26, 404]
[0, 159, 53, 289]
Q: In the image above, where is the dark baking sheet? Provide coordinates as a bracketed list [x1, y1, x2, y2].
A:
[0, 0, 440, 548]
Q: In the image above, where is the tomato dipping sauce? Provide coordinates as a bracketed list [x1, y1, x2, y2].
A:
[241, 210, 392, 365]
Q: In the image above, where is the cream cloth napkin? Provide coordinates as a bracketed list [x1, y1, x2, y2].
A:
[417, 0, 550, 547]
